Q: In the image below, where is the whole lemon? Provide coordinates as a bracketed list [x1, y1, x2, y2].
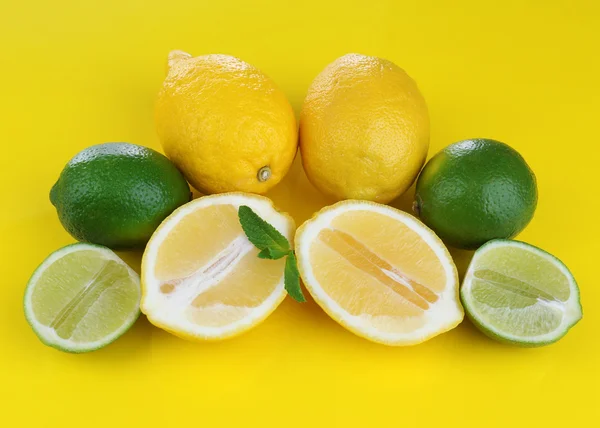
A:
[299, 54, 429, 203]
[155, 51, 298, 194]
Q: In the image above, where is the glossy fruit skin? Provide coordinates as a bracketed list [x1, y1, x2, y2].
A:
[414, 139, 537, 249]
[50, 143, 191, 249]
[299, 53, 429, 203]
[155, 51, 298, 195]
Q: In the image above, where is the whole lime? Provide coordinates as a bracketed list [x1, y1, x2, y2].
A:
[414, 139, 537, 249]
[50, 143, 191, 249]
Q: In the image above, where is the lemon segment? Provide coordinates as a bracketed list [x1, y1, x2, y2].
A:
[141, 193, 294, 341]
[295, 200, 463, 345]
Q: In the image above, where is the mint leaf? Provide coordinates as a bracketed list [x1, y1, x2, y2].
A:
[257, 248, 273, 259]
[257, 247, 289, 260]
[238, 206, 290, 259]
[237, 205, 305, 303]
[285, 252, 305, 302]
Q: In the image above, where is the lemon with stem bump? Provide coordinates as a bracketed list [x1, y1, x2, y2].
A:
[155, 51, 298, 195]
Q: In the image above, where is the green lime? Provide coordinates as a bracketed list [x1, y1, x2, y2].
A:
[414, 139, 537, 249]
[461, 239, 582, 347]
[50, 143, 191, 249]
[24, 243, 141, 353]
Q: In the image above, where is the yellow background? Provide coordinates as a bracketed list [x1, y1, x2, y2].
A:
[1, 0, 599, 426]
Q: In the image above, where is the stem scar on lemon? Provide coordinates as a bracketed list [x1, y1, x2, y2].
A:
[257, 166, 272, 182]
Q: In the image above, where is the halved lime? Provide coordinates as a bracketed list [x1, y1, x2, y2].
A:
[24, 243, 141, 353]
[461, 240, 582, 346]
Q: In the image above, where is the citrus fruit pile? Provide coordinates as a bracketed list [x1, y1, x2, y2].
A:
[24, 51, 581, 353]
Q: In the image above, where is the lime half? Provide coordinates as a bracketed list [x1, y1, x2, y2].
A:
[24, 243, 141, 353]
[461, 240, 582, 346]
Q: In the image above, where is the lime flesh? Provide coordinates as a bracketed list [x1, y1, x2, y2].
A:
[24, 243, 141, 353]
[461, 239, 582, 346]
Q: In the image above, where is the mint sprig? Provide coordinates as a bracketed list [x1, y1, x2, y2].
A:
[238, 205, 306, 303]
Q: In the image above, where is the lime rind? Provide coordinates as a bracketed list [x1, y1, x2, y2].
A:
[461, 239, 582, 347]
[23, 243, 141, 353]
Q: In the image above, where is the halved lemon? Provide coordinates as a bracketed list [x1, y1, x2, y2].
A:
[295, 201, 464, 345]
[141, 193, 295, 341]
